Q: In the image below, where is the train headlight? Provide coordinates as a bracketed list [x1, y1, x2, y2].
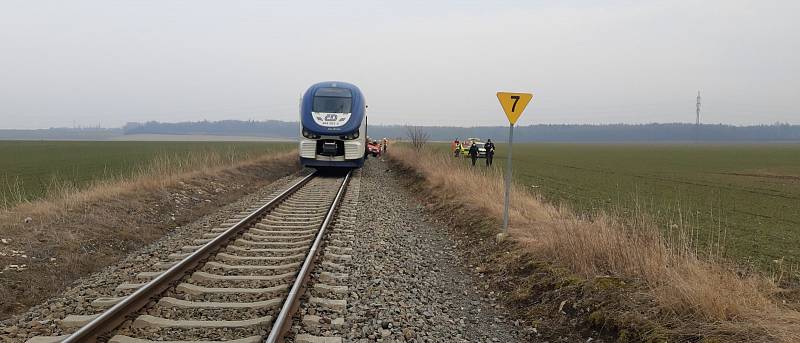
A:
[302, 128, 320, 139]
[340, 131, 359, 140]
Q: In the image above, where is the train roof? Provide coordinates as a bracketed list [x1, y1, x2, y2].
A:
[305, 81, 364, 97]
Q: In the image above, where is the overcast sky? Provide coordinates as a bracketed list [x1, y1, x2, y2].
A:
[1, 0, 798, 129]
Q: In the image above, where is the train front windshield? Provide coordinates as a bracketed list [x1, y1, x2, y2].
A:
[313, 87, 352, 113]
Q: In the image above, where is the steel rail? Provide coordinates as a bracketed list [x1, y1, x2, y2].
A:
[62, 171, 318, 343]
[265, 170, 352, 343]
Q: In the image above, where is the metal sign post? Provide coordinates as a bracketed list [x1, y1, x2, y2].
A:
[496, 92, 533, 236]
[503, 123, 514, 234]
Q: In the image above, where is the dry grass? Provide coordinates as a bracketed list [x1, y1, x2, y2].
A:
[0, 149, 299, 318]
[390, 145, 800, 341]
[2, 148, 282, 211]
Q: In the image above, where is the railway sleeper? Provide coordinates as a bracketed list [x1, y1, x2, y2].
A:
[209, 226, 315, 235]
[243, 231, 316, 241]
[272, 208, 327, 216]
[184, 244, 313, 258]
[115, 282, 146, 294]
[59, 314, 100, 329]
[255, 222, 318, 230]
[203, 261, 302, 274]
[295, 334, 343, 343]
[264, 213, 325, 221]
[232, 238, 312, 248]
[248, 229, 319, 237]
[311, 283, 348, 299]
[136, 271, 163, 280]
[330, 228, 354, 234]
[24, 335, 71, 343]
[180, 245, 204, 253]
[327, 234, 355, 242]
[320, 261, 346, 272]
[215, 252, 305, 263]
[308, 297, 346, 312]
[247, 227, 317, 236]
[318, 272, 348, 285]
[131, 314, 273, 329]
[282, 197, 331, 204]
[154, 260, 179, 270]
[261, 218, 321, 226]
[257, 221, 320, 229]
[157, 297, 282, 310]
[176, 283, 288, 296]
[225, 245, 307, 256]
[280, 203, 330, 210]
[323, 253, 352, 264]
[276, 209, 328, 217]
[267, 208, 325, 215]
[280, 204, 329, 209]
[333, 219, 355, 226]
[107, 334, 263, 343]
[324, 245, 352, 254]
[276, 208, 329, 217]
[91, 296, 126, 309]
[190, 271, 295, 284]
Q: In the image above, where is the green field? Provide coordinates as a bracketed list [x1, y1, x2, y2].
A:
[0, 140, 294, 207]
[443, 142, 800, 270]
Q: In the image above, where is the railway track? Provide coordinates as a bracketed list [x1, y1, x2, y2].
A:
[26, 170, 356, 343]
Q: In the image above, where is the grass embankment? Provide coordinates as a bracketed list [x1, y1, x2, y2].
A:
[0, 142, 299, 318]
[390, 145, 800, 342]
[0, 141, 295, 208]
[436, 142, 800, 274]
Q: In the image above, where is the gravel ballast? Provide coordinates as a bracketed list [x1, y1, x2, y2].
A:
[335, 158, 527, 342]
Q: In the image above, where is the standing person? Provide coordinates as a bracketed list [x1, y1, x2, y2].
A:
[468, 143, 479, 166]
[452, 139, 460, 157]
[484, 139, 495, 166]
[382, 138, 388, 154]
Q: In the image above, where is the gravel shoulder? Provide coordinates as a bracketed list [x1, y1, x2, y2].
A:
[341, 158, 528, 342]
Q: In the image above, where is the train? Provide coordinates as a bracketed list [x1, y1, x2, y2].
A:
[299, 81, 367, 168]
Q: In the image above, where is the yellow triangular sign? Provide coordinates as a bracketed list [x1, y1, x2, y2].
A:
[497, 92, 533, 125]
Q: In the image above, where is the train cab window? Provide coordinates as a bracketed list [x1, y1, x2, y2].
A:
[313, 87, 352, 113]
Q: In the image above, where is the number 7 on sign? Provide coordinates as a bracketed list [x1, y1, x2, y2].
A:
[497, 92, 533, 125]
[510, 96, 520, 112]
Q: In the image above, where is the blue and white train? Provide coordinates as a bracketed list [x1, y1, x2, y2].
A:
[299, 81, 367, 168]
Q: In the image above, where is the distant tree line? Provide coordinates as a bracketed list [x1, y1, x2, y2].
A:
[0, 128, 121, 140]
[373, 122, 800, 142]
[123, 120, 297, 139]
[121, 120, 800, 142]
